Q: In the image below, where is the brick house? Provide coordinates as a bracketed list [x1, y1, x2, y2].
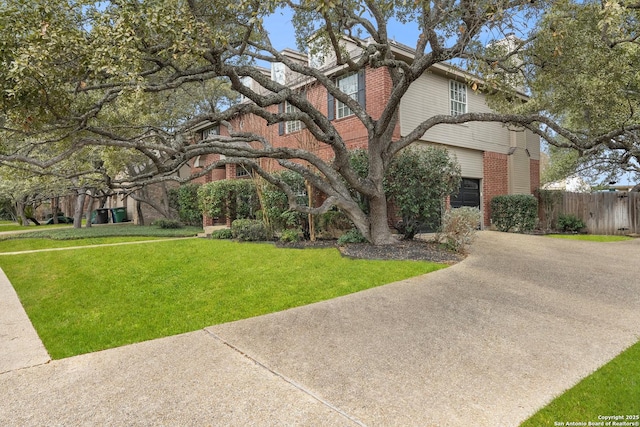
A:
[190, 39, 540, 229]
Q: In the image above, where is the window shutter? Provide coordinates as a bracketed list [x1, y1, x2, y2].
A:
[357, 69, 366, 107]
[327, 92, 335, 121]
[278, 103, 284, 135]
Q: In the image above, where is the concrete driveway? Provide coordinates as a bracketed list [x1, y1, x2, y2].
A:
[1, 231, 639, 426]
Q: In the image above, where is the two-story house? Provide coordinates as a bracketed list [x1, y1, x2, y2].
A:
[190, 39, 540, 229]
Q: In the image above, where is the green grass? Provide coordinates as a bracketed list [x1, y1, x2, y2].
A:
[546, 234, 633, 242]
[521, 340, 640, 426]
[0, 220, 80, 231]
[0, 224, 203, 240]
[0, 236, 168, 253]
[0, 239, 445, 359]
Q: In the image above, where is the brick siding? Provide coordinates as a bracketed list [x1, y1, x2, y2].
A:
[482, 151, 509, 226]
[530, 158, 540, 194]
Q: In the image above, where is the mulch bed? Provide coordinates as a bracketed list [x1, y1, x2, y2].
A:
[276, 238, 464, 264]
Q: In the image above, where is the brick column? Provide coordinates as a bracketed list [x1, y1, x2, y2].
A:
[483, 151, 509, 226]
[530, 159, 540, 194]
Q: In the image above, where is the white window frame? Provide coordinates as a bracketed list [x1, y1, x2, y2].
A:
[239, 76, 252, 103]
[271, 62, 286, 85]
[285, 102, 302, 134]
[236, 165, 250, 177]
[449, 80, 467, 116]
[201, 126, 219, 140]
[336, 73, 359, 119]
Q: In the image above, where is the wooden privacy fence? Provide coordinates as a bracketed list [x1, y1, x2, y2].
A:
[539, 191, 640, 235]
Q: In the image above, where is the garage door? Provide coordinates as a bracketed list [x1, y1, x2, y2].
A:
[451, 178, 481, 208]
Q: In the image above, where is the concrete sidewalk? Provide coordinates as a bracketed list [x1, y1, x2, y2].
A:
[0, 268, 50, 373]
[1, 232, 639, 426]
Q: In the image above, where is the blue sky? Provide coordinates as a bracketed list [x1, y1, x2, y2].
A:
[262, 7, 422, 52]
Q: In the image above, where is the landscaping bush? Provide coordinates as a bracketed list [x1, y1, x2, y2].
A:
[198, 180, 258, 222]
[231, 219, 268, 241]
[438, 207, 481, 253]
[169, 183, 202, 226]
[317, 209, 353, 239]
[153, 219, 183, 229]
[337, 228, 368, 245]
[210, 228, 233, 239]
[385, 147, 461, 239]
[279, 228, 303, 243]
[260, 171, 308, 233]
[557, 214, 586, 233]
[490, 194, 538, 232]
[349, 147, 461, 239]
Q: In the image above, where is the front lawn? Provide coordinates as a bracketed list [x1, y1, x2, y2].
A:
[0, 221, 78, 232]
[0, 224, 203, 240]
[521, 340, 640, 426]
[0, 236, 167, 253]
[0, 238, 445, 359]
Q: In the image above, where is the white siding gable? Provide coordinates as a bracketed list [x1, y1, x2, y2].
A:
[399, 72, 512, 155]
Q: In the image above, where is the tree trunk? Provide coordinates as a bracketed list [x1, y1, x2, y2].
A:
[16, 200, 28, 226]
[73, 189, 86, 228]
[367, 194, 396, 245]
[51, 197, 59, 224]
[84, 191, 95, 228]
[306, 180, 315, 241]
[136, 199, 144, 226]
[363, 141, 397, 245]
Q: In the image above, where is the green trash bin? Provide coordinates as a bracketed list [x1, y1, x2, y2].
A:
[110, 207, 128, 223]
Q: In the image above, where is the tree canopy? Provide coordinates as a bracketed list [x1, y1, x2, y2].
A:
[1, 0, 639, 242]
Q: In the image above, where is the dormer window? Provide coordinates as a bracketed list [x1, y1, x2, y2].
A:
[271, 62, 286, 85]
[239, 76, 252, 103]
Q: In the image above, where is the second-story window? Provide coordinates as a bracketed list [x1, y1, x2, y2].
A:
[336, 73, 359, 119]
[285, 102, 302, 133]
[328, 70, 365, 121]
[449, 80, 467, 116]
[201, 125, 219, 141]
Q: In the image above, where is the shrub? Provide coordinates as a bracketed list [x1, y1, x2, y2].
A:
[557, 214, 586, 233]
[210, 228, 233, 239]
[349, 147, 461, 239]
[385, 147, 461, 239]
[337, 228, 367, 245]
[490, 194, 538, 232]
[231, 219, 268, 241]
[279, 228, 303, 243]
[153, 219, 183, 229]
[438, 207, 481, 253]
[317, 209, 353, 239]
[169, 183, 203, 226]
[260, 171, 308, 233]
[198, 180, 258, 222]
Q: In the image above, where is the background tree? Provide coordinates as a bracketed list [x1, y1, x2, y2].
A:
[496, 0, 640, 183]
[1, 0, 639, 243]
